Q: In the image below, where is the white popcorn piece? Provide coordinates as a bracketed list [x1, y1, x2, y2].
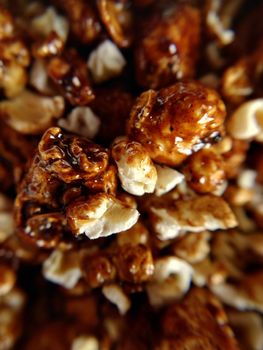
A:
[146, 256, 193, 307]
[227, 99, 263, 140]
[237, 169, 257, 189]
[43, 250, 82, 289]
[211, 283, 263, 313]
[0, 194, 14, 243]
[58, 107, 101, 139]
[111, 137, 157, 196]
[71, 336, 99, 350]
[150, 195, 237, 241]
[30, 59, 54, 95]
[0, 90, 64, 135]
[67, 193, 140, 239]
[155, 165, 184, 196]
[102, 284, 131, 315]
[31, 6, 69, 41]
[88, 40, 126, 83]
[206, 0, 236, 45]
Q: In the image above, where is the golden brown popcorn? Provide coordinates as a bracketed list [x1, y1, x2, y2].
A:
[172, 231, 211, 264]
[32, 31, 65, 59]
[111, 136, 157, 196]
[127, 81, 226, 166]
[0, 90, 64, 135]
[53, 0, 102, 44]
[97, 0, 133, 48]
[47, 50, 94, 106]
[0, 194, 14, 244]
[116, 221, 149, 247]
[227, 99, 263, 141]
[222, 139, 249, 179]
[184, 148, 226, 194]
[146, 256, 193, 307]
[82, 252, 116, 288]
[0, 38, 30, 98]
[156, 288, 240, 350]
[15, 127, 123, 247]
[222, 44, 263, 105]
[134, 3, 201, 89]
[149, 194, 237, 240]
[0, 6, 15, 40]
[0, 287, 26, 350]
[114, 243, 154, 283]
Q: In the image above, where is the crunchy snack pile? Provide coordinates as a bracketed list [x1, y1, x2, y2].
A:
[0, 0, 263, 349]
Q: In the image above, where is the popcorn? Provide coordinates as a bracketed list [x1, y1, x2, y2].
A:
[58, 107, 101, 139]
[43, 249, 82, 289]
[149, 195, 237, 240]
[102, 284, 131, 315]
[146, 256, 193, 306]
[155, 165, 184, 196]
[31, 6, 69, 41]
[111, 137, 157, 196]
[0, 90, 64, 135]
[227, 99, 263, 140]
[67, 193, 139, 239]
[88, 40, 126, 83]
[71, 336, 99, 350]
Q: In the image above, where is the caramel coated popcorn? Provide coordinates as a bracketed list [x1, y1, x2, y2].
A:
[127, 81, 226, 166]
[0, 1, 263, 349]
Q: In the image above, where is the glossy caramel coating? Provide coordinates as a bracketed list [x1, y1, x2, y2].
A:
[127, 81, 226, 166]
[184, 148, 226, 194]
[135, 3, 201, 89]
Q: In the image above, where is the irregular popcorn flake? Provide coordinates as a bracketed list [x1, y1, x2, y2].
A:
[67, 193, 139, 239]
[172, 231, 210, 264]
[31, 6, 69, 41]
[102, 284, 131, 315]
[211, 273, 263, 313]
[43, 249, 82, 289]
[155, 165, 184, 196]
[237, 169, 257, 189]
[206, 0, 235, 45]
[58, 107, 100, 139]
[111, 137, 157, 196]
[146, 256, 193, 307]
[29, 59, 54, 95]
[150, 195, 237, 240]
[0, 90, 64, 135]
[71, 336, 99, 350]
[88, 40, 126, 83]
[0, 194, 14, 243]
[227, 99, 263, 140]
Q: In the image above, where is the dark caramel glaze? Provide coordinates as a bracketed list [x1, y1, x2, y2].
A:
[15, 127, 117, 248]
[184, 148, 225, 194]
[47, 50, 94, 106]
[134, 3, 201, 89]
[53, 0, 102, 44]
[96, 0, 133, 48]
[127, 81, 226, 166]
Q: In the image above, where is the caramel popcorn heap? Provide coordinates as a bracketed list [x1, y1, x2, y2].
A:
[0, 1, 262, 349]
